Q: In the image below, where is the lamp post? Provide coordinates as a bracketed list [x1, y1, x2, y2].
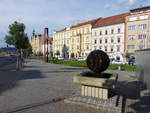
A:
[79, 33, 82, 57]
[44, 28, 49, 62]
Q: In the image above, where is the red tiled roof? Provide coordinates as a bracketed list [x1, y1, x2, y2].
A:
[93, 13, 129, 28]
[71, 17, 102, 29]
[48, 38, 53, 43]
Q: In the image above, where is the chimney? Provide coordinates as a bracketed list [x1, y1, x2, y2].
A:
[44, 28, 49, 38]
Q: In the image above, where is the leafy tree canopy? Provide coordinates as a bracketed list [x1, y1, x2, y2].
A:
[5, 21, 30, 50]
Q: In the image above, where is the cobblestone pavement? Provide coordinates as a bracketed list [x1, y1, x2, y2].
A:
[0, 58, 149, 113]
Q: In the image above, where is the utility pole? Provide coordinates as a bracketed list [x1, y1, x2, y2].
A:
[44, 28, 49, 62]
[79, 33, 82, 57]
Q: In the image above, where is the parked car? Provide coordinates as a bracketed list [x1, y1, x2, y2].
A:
[69, 58, 77, 61]
[77, 57, 87, 61]
[128, 59, 135, 65]
[112, 60, 127, 65]
[57, 57, 64, 60]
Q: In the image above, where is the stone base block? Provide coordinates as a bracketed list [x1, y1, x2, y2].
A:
[73, 72, 118, 89]
[64, 95, 123, 113]
[81, 85, 112, 99]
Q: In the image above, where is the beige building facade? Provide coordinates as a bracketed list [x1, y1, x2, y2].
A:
[126, 6, 150, 54]
[53, 28, 71, 58]
[53, 18, 100, 58]
[30, 32, 44, 55]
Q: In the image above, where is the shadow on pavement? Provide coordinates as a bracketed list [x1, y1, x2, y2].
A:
[0, 69, 44, 94]
[128, 95, 150, 113]
[116, 81, 141, 99]
[116, 80, 150, 113]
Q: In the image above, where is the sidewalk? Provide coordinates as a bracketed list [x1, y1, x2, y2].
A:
[0, 59, 149, 113]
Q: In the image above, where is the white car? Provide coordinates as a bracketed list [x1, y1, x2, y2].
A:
[57, 57, 64, 60]
[112, 60, 127, 65]
[77, 57, 87, 61]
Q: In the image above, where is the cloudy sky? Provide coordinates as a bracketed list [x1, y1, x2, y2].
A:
[0, 0, 150, 47]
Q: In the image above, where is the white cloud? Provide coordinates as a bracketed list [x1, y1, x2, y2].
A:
[128, 0, 137, 6]
[117, 0, 137, 6]
[104, 4, 119, 10]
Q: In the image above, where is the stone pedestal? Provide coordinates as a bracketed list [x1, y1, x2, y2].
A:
[73, 71, 118, 99]
[64, 72, 122, 113]
[81, 86, 110, 99]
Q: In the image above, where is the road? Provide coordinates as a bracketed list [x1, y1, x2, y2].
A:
[0, 58, 149, 113]
[0, 56, 17, 67]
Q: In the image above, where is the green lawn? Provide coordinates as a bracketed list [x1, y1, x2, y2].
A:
[48, 59, 136, 72]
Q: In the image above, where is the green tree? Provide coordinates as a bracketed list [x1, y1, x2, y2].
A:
[5, 21, 30, 50]
[26, 43, 32, 55]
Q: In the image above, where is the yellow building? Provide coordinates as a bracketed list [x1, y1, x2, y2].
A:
[53, 18, 101, 58]
[53, 28, 71, 58]
[30, 30, 44, 55]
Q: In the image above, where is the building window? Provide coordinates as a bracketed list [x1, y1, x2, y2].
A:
[105, 47, 107, 52]
[100, 39, 102, 44]
[128, 25, 136, 30]
[129, 17, 137, 21]
[118, 28, 121, 33]
[105, 30, 108, 35]
[100, 31, 102, 35]
[117, 38, 120, 43]
[94, 46, 97, 50]
[138, 34, 147, 39]
[105, 39, 107, 43]
[138, 24, 147, 30]
[127, 45, 135, 50]
[139, 15, 148, 20]
[111, 48, 113, 52]
[94, 39, 97, 44]
[111, 38, 114, 43]
[128, 35, 136, 40]
[111, 29, 114, 34]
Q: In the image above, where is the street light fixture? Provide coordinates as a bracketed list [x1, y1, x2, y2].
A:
[44, 28, 49, 62]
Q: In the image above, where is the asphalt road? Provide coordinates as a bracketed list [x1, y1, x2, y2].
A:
[0, 58, 149, 113]
[0, 56, 17, 67]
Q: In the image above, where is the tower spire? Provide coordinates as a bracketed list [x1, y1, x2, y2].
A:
[32, 29, 35, 36]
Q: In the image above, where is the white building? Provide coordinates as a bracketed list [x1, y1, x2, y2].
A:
[92, 13, 129, 61]
[42, 38, 53, 58]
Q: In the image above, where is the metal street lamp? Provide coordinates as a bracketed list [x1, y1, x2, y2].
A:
[44, 28, 49, 62]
